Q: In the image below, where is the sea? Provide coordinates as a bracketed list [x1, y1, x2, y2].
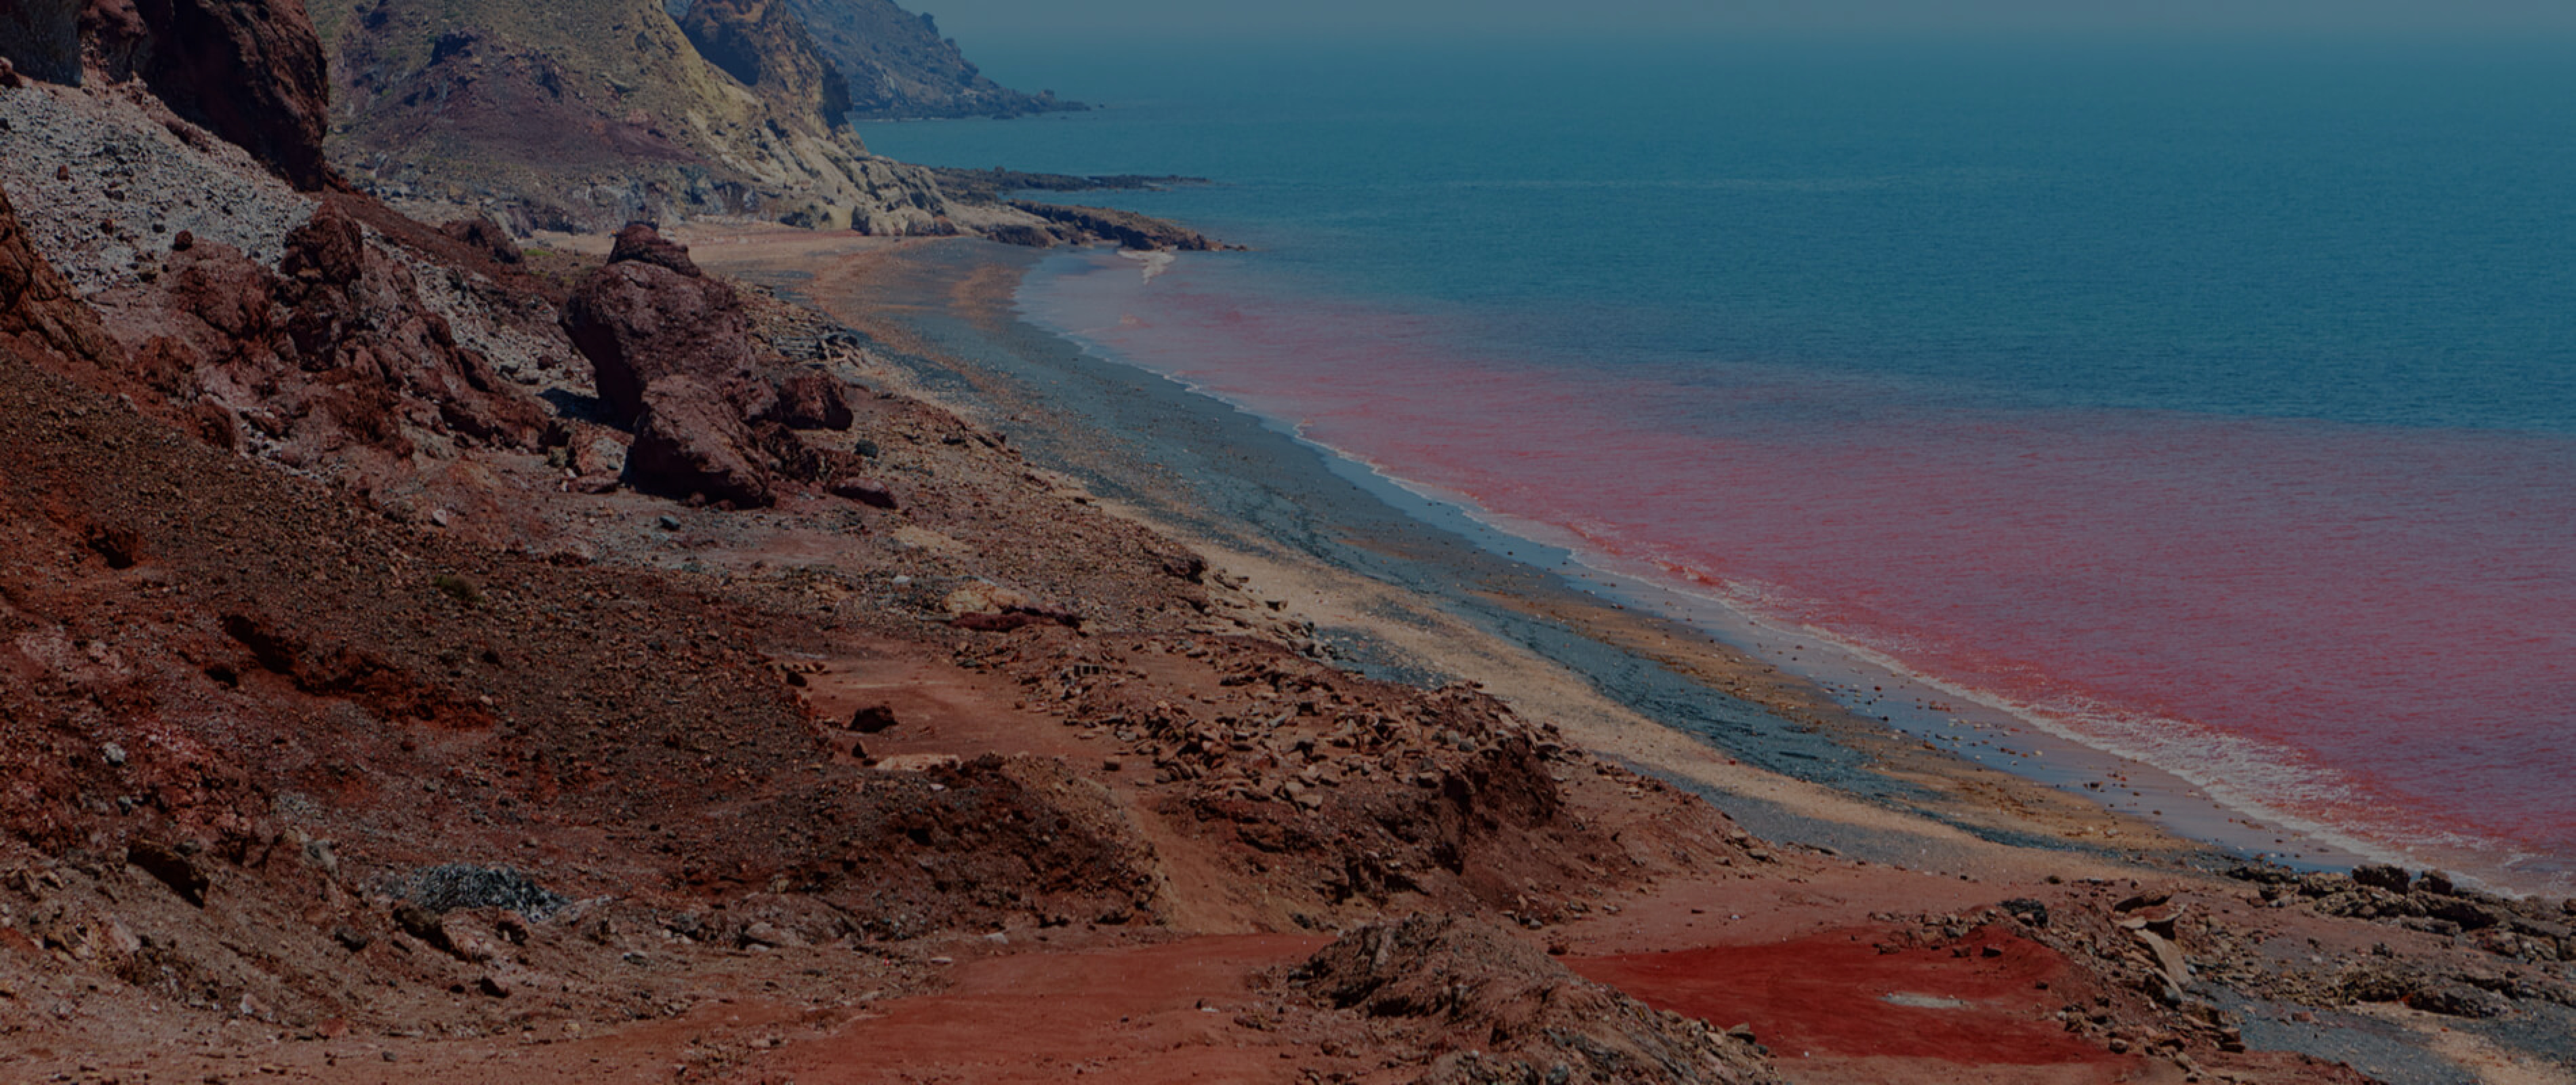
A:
[861, 35, 2576, 895]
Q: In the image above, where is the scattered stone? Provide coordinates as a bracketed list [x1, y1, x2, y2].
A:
[873, 753, 960, 773]
[401, 864, 568, 919]
[771, 370, 853, 430]
[848, 705, 899, 733]
[828, 476, 897, 509]
[439, 216, 522, 264]
[1999, 898, 2050, 928]
[126, 839, 210, 906]
[2406, 984, 2508, 1019]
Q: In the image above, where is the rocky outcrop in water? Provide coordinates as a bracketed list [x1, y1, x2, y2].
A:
[1009, 202, 1224, 252]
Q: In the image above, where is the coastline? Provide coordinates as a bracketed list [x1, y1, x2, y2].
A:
[669, 226, 2291, 884]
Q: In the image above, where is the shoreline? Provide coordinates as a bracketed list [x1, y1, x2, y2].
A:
[668, 225, 2316, 887]
[882, 235, 2571, 900]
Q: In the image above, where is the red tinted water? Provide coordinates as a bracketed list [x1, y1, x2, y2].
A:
[1027, 257, 2576, 891]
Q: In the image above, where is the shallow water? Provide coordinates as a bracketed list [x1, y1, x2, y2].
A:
[866, 37, 2576, 893]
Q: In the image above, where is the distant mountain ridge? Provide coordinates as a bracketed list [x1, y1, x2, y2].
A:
[306, 0, 1067, 234]
[780, 0, 1082, 119]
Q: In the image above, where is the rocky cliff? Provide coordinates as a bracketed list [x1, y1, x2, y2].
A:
[679, 0, 852, 130]
[307, 0, 1021, 234]
[86, 0, 336, 190]
[779, 0, 1081, 119]
[0, 0, 333, 190]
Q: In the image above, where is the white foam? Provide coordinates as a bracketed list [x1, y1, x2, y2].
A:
[1117, 248, 1179, 283]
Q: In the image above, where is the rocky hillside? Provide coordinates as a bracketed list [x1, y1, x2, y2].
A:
[780, 0, 1081, 119]
[303, 0, 1042, 235]
[3, 4, 2569, 1084]
[0, 6, 1771, 1078]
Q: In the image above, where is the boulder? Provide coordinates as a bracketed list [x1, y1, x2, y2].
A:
[126, 839, 210, 906]
[2405, 984, 2509, 1019]
[772, 369, 853, 430]
[827, 476, 895, 509]
[440, 217, 523, 265]
[177, 202, 549, 453]
[281, 202, 366, 286]
[606, 221, 702, 279]
[562, 258, 765, 425]
[623, 376, 773, 507]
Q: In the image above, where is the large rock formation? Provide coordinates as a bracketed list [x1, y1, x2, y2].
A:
[679, 0, 851, 130]
[311, 0, 981, 233]
[105, 200, 550, 469]
[80, 0, 333, 190]
[624, 374, 773, 507]
[561, 224, 765, 425]
[778, 0, 1079, 119]
[563, 224, 865, 507]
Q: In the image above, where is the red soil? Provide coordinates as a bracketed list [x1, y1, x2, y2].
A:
[761, 934, 1329, 1085]
[1574, 925, 2120, 1069]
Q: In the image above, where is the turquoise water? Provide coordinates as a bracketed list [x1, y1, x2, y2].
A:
[863, 38, 2576, 892]
[872, 39, 2576, 430]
